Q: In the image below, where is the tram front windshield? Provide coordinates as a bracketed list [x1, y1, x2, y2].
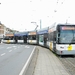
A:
[28, 35, 36, 40]
[58, 27, 75, 44]
[4, 36, 14, 40]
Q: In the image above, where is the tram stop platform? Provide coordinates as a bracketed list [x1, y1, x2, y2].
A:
[33, 46, 70, 75]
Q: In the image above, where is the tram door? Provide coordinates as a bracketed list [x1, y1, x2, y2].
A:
[53, 31, 56, 52]
[44, 33, 48, 47]
[37, 34, 39, 45]
[14, 36, 18, 43]
[23, 36, 27, 43]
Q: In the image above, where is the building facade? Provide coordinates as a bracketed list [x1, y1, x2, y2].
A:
[0, 22, 19, 40]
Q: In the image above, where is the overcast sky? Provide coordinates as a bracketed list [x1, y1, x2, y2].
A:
[0, 0, 75, 31]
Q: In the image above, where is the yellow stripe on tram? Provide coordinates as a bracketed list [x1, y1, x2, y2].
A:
[68, 45, 72, 51]
[7, 40, 10, 43]
[50, 42, 52, 50]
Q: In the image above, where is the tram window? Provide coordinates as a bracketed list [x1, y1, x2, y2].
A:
[32, 35, 36, 40]
[28, 36, 32, 40]
[53, 31, 56, 41]
[50, 32, 54, 40]
[58, 32, 60, 37]
[9, 36, 14, 40]
[4, 37, 8, 40]
[18, 36, 23, 40]
[28, 35, 36, 40]
[46, 38, 48, 41]
[39, 35, 44, 42]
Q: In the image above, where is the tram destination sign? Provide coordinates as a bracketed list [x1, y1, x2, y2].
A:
[61, 26, 75, 30]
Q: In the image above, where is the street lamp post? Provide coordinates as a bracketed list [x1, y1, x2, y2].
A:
[40, 19, 42, 29]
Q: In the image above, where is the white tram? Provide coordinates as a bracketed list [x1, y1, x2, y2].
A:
[48, 23, 75, 55]
[27, 31, 37, 44]
[3, 33, 15, 44]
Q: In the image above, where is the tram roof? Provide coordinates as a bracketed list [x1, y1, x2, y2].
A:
[49, 22, 75, 29]
[37, 27, 48, 34]
[28, 30, 37, 33]
[28, 30, 37, 35]
[14, 32, 28, 36]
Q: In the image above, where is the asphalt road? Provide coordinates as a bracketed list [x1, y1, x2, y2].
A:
[0, 44, 35, 75]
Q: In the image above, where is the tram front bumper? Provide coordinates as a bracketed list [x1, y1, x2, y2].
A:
[56, 50, 75, 55]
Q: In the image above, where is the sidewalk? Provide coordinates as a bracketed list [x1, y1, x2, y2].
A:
[33, 46, 70, 75]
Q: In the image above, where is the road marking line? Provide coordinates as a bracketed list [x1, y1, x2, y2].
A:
[9, 50, 12, 52]
[7, 47, 12, 49]
[25, 45, 30, 48]
[1, 53, 6, 56]
[13, 46, 16, 47]
[19, 46, 36, 75]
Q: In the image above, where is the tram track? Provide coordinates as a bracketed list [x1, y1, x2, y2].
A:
[58, 56, 75, 75]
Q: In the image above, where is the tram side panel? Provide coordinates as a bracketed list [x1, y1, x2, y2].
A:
[38, 33, 48, 47]
[37, 27, 49, 47]
[17, 36, 24, 44]
[44, 33, 49, 48]
[23, 35, 27, 43]
[48, 30, 56, 52]
[14, 32, 28, 44]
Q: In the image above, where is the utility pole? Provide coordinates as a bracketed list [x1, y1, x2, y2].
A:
[40, 19, 42, 29]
